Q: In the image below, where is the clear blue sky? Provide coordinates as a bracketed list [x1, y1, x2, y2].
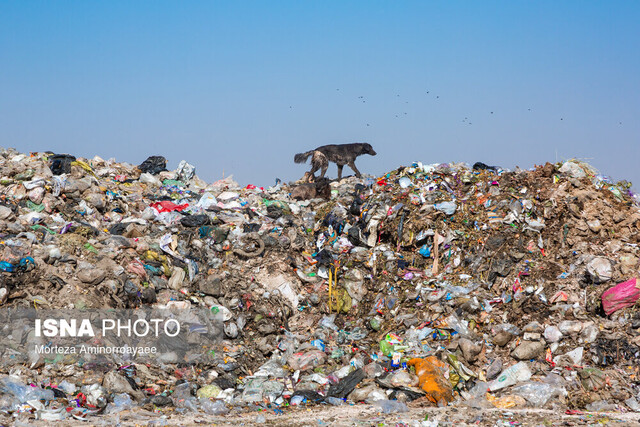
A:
[1, 1, 639, 188]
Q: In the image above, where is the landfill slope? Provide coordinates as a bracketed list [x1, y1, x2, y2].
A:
[0, 149, 639, 423]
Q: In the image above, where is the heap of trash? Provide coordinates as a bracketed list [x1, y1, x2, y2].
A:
[1, 147, 640, 422]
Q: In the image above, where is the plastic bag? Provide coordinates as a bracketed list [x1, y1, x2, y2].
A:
[200, 399, 229, 415]
[138, 156, 167, 175]
[49, 154, 76, 175]
[373, 399, 409, 413]
[387, 370, 419, 388]
[558, 160, 586, 178]
[488, 394, 526, 409]
[587, 257, 613, 283]
[171, 382, 197, 411]
[601, 277, 640, 315]
[196, 384, 222, 399]
[444, 312, 473, 338]
[151, 201, 189, 213]
[180, 214, 210, 227]
[0, 377, 55, 403]
[488, 362, 532, 391]
[176, 160, 196, 183]
[287, 350, 327, 371]
[511, 381, 567, 407]
[196, 192, 218, 210]
[107, 393, 136, 413]
[241, 378, 283, 403]
[407, 357, 454, 406]
[327, 368, 365, 399]
[579, 367, 607, 391]
[434, 201, 457, 215]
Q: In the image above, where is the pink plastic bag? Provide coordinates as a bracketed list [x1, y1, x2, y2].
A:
[150, 201, 189, 213]
[601, 277, 640, 315]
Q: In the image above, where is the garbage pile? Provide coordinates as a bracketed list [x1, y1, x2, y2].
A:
[0, 148, 640, 421]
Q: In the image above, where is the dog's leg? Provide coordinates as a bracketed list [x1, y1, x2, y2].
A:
[308, 160, 320, 181]
[337, 164, 344, 180]
[348, 161, 362, 178]
[311, 150, 329, 179]
[319, 163, 328, 179]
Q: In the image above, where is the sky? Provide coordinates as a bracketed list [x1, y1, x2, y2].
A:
[1, 1, 639, 188]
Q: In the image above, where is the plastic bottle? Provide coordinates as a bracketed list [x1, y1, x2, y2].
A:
[302, 212, 316, 233]
[290, 395, 305, 405]
[488, 362, 532, 391]
[325, 396, 344, 406]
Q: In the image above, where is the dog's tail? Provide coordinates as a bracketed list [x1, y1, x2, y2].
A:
[294, 151, 313, 164]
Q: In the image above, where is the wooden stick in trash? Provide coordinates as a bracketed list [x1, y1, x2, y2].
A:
[432, 230, 440, 275]
[328, 268, 332, 314]
[333, 263, 338, 312]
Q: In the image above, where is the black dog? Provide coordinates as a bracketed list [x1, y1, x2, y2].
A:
[294, 143, 376, 181]
[472, 162, 499, 173]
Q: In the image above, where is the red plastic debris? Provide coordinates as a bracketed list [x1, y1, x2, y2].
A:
[150, 201, 189, 213]
[601, 277, 640, 316]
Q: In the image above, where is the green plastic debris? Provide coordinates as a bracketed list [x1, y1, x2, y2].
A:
[369, 316, 382, 331]
[31, 224, 55, 234]
[162, 179, 185, 187]
[15, 170, 35, 181]
[83, 243, 98, 254]
[27, 201, 45, 212]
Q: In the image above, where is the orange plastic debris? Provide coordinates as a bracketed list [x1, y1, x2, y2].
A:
[407, 356, 453, 406]
[487, 394, 527, 409]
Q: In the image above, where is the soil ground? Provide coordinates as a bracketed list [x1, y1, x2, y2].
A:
[5, 405, 640, 426]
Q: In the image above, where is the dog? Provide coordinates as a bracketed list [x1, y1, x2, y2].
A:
[290, 177, 331, 201]
[472, 162, 499, 173]
[294, 143, 376, 181]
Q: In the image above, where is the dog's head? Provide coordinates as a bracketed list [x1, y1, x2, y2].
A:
[314, 177, 331, 200]
[362, 143, 377, 156]
[302, 171, 315, 183]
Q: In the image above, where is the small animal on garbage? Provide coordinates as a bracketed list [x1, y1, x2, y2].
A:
[291, 178, 331, 201]
[294, 143, 377, 180]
